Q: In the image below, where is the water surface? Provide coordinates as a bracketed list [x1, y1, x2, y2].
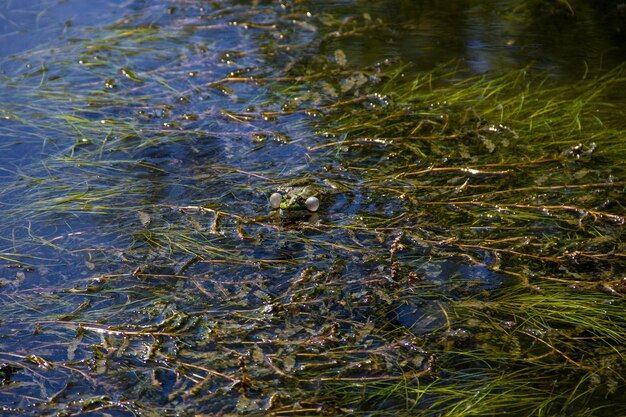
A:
[1, 1, 625, 415]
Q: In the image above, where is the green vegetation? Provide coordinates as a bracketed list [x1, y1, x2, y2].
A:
[0, 1, 624, 416]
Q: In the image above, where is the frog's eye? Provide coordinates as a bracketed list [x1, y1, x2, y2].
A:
[269, 192, 282, 209]
[305, 196, 320, 212]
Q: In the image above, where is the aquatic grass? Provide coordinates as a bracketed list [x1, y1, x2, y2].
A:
[461, 285, 626, 348]
[279, 58, 626, 416]
[309, 352, 590, 416]
[317, 286, 626, 416]
[402, 64, 626, 154]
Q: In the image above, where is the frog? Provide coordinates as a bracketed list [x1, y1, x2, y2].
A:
[269, 178, 336, 220]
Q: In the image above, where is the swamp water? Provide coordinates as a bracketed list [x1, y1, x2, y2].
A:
[0, 1, 625, 415]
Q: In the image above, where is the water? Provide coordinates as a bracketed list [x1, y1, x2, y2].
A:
[1, 1, 625, 415]
[308, 0, 626, 77]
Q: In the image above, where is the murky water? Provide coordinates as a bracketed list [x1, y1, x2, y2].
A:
[1, 1, 625, 415]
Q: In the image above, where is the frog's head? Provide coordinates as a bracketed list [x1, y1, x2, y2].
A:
[269, 188, 320, 214]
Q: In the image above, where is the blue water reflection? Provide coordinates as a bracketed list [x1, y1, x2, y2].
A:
[0, 0, 129, 58]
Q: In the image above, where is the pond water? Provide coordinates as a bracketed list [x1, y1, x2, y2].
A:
[1, 1, 625, 416]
